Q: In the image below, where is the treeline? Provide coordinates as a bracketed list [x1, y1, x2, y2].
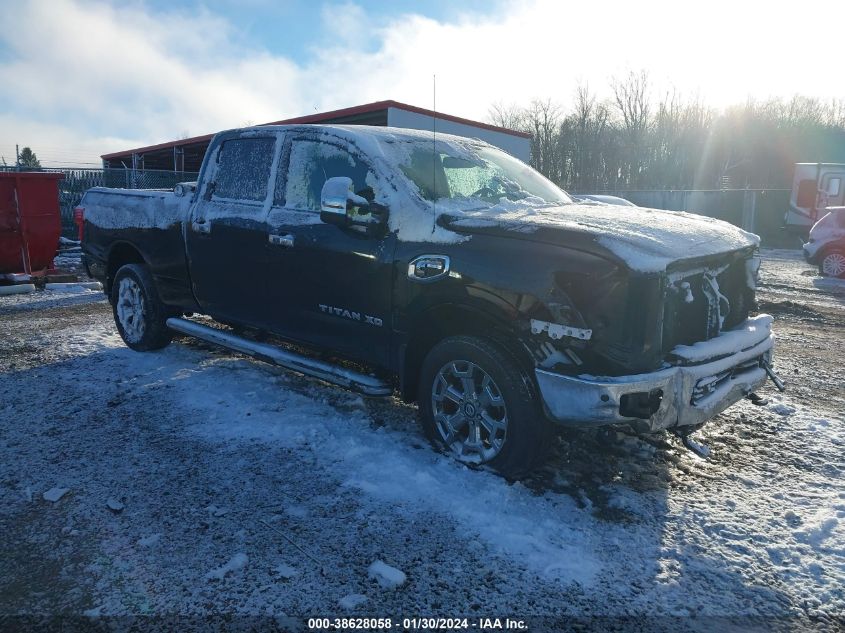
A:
[489, 71, 845, 192]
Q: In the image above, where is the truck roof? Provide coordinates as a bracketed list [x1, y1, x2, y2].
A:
[219, 123, 490, 149]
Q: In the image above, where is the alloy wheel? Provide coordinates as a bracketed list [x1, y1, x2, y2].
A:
[821, 252, 845, 277]
[116, 276, 146, 343]
[431, 360, 508, 463]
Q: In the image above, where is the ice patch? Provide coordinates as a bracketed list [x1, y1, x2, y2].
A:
[43, 487, 69, 502]
[273, 564, 298, 579]
[106, 498, 124, 512]
[367, 560, 406, 589]
[205, 553, 248, 581]
[339, 593, 368, 609]
[137, 534, 161, 547]
[770, 403, 797, 416]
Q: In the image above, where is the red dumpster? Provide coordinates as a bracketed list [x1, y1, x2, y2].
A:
[0, 172, 64, 277]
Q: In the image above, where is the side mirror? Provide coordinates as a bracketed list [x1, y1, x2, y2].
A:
[320, 177, 389, 233]
[320, 176, 353, 226]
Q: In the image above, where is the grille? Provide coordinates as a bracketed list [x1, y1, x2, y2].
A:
[662, 259, 751, 353]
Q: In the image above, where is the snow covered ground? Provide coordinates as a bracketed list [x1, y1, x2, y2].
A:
[0, 248, 842, 629]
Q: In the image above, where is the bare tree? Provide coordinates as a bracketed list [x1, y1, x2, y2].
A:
[564, 82, 610, 191]
[612, 70, 651, 135]
[524, 99, 562, 182]
[486, 72, 845, 192]
[611, 70, 652, 187]
[487, 102, 527, 132]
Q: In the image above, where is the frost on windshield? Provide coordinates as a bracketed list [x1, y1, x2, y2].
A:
[397, 144, 570, 208]
[214, 137, 275, 202]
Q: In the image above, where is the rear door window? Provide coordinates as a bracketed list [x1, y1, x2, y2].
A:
[827, 177, 841, 197]
[282, 139, 375, 211]
[214, 137, 276, 202]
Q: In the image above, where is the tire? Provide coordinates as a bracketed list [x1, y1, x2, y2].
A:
[110, 263, 173, 351]
[819, 248, 845, 279]
[418, 335, 551, 477]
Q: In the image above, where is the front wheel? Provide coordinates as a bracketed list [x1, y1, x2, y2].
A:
[820, 249, 845, 279]
[111, 263, 173, 351]
[418, 335, 551, 477]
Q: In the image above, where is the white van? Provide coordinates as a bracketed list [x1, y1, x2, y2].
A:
[785, 163, 845, 234]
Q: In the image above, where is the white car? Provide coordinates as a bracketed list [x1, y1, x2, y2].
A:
[803, 206, 845, 278]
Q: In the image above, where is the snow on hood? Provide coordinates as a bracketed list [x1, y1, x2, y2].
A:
[806, 207, 845, 247]
[443, 199, 760, 273]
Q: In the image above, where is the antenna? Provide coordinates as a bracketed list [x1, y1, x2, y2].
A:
[432, 74, 436, 233]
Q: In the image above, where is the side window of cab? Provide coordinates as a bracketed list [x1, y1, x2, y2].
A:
[213, 137, 276, 203]
[280, 139, 376, 212]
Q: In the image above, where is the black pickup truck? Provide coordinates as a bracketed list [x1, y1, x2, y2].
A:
[80, 125, 778, 475]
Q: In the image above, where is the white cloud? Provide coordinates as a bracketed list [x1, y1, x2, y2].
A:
[1, 0, 842, 166]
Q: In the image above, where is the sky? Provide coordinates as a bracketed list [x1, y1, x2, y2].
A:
[1, 0, 843, 167]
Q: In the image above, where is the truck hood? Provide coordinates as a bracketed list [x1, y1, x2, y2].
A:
[439, 201, 760, 272]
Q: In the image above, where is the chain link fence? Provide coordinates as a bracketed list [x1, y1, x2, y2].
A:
[0, 167, 199, 236]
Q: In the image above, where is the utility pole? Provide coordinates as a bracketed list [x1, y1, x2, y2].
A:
[15, 144, 20, 170]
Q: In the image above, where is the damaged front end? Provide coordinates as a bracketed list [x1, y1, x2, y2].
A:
[535, 314, 774, 432]
[528, 248, 779, 432]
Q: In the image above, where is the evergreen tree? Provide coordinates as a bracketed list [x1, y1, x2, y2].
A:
[18, 147, 41, 169]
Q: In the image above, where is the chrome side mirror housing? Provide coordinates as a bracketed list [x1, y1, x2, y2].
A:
[320, 177, 388, 234]
[320, 177, 354, 226]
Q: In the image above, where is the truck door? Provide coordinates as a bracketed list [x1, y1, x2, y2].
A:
[263, 134, 396, 368]
[186, 133, 279, 327]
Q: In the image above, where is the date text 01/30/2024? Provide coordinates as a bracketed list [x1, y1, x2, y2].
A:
[307, 617, 528, 630]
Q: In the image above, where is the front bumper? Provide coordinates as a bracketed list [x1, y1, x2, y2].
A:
[802, 241, 820, 264]
[536, 315, 774, 432]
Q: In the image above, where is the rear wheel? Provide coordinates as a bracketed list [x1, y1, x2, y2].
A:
[418, 335, 551, 477]
[111, 263, 173, 351]
[820, 249, 845, 279]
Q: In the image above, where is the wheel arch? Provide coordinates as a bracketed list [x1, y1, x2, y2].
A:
[399, 301, 534, 403]
[106, 242, 147, 295]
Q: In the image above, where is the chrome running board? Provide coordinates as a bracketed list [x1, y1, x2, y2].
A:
[166, 317, 392, 397]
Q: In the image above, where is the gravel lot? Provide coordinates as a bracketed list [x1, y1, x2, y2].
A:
[1, 249, 843, 630]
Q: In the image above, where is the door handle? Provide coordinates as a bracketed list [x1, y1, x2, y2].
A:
[191, 219, 211, 234]
[268, 233, 295, 248]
